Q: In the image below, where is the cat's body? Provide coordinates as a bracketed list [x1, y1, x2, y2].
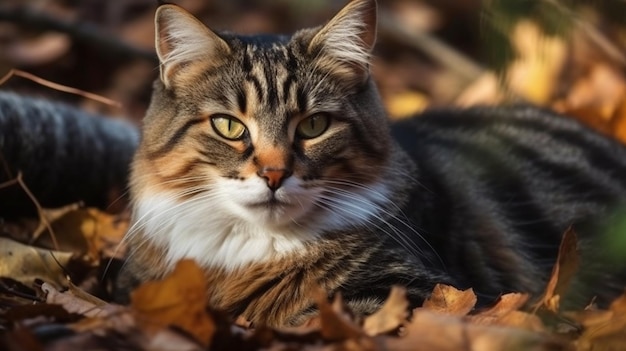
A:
[116, 0, 626, 327]
[0, 92, 138, 217]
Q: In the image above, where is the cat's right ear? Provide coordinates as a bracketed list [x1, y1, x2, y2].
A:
[307, 0, 377, 86]
[154, 4, 230, 88]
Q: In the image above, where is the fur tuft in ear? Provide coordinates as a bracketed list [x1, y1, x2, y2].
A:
[308, 0, 377, 84]
[155, 4, 230, 87]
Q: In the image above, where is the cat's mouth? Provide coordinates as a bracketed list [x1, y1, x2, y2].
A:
[246, 198, 290, 208]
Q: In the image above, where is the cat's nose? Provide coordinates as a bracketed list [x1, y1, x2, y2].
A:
[258, 167, 293, 191]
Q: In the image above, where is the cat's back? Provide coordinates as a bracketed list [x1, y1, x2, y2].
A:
[390, 105, 626, 303]
[393, 105, 626, 201]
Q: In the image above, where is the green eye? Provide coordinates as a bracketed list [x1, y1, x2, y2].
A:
[296, 113, 330, 139]
[211, 115, 246, 140]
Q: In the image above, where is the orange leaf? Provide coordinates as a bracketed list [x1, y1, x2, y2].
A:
[131, 259, 215, 348]
[384, 309, 566, 351]
[312, 288, 362, 342]
[362, 286, 409, 336]
[533, 228, 580, 313]
[568, 292, 626, 351]
[470, 293, 544, 332]
[422, 284, 477, 316]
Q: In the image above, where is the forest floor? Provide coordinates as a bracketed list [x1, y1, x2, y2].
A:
[1, 0, 626, 349]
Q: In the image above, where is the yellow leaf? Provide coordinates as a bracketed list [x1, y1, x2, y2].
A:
[131, 259, 215, 348]
[0, 237, 72, 287]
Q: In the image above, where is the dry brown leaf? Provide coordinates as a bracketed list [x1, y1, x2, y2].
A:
[422, 284, 477, 316]
[0, 237, 72, 288]
[313, 288, 363, 342]
[567, 293, 626, 351]
[362, 286, 409, 336]
[470, 293, 545, 332]
[5, 32, 71, 66]
[383, 309, 570, 351]
[534, 228, 580, 313]
[34, 208, 129, 261]
[42, 282, 120, 319]
[609, 292, 626, 314]
[557, 64, 626, 125]
[610, 94, 626, 144]
[131, 259, 215, 348]
[145, 328, 205, 351]
[455, 72, 504, 107]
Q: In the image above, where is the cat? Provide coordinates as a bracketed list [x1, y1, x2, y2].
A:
[115, 0, 626, 327]
[0, 91, 138, 217]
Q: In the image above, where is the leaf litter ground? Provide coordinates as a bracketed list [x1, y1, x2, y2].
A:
[1, 212, 626, 350]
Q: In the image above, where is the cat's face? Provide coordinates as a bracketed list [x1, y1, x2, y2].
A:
[131, 0, 391, 244]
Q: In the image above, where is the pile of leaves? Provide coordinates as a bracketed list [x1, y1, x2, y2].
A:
[1, 209, 625, 350]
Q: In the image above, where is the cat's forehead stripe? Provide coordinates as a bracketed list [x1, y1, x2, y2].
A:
[241, 42, 301, 117]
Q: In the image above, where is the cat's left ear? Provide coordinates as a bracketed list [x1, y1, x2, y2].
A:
[308, 0, 377, 85]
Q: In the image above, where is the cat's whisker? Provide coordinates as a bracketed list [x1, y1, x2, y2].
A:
[321, 187, 446, 269]
[314, 194, 429, 264]
[109, 187, 214, 253]
[106, 185, 217, 276]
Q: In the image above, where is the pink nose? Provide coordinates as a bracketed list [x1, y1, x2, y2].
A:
[257, 168, 292, 191]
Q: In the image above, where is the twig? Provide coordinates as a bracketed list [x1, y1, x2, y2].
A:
[0, 151, 12, 180]
[542, 0, 626, 66]
[378, 9, 484, 84]
[13, 172, 59, 250]
[0, 279, 45, 303]
[0, 69, 122, 108]
[0, 4, 157, 62]
[0, 177, 18, 190]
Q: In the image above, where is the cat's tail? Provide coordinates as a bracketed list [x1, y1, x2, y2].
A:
[0, 91, 139, 217]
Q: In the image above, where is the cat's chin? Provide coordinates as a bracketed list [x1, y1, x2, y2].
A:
[237, 193, 314, 227]
[220, 176, 318, 228]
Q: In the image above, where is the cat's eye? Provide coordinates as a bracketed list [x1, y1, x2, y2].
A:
[296, 113, 330, 139]
[211, 114, 246, 140]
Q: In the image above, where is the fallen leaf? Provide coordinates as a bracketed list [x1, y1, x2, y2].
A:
[313, 288, 363, 342]
[42, 282, 117, 318]
[555, 64, 626, 132]
[533, 228, 580, 313]
[0, 326, 44, 351]
[610, 94, 626, 144]
[363, 286, 408, 336]
[130, 259, 215, 348]
[470, 293, 544, 332]
[385, 90, 429, 119]
[564, 292, 626, 350]
[506, 20, 567, 104]
[34, 208, 129, 261]
[422, 284, 477, 316]
[0, 237, 72, 288]
[383, 309, 569, 351]
[455, 72, 504, 107]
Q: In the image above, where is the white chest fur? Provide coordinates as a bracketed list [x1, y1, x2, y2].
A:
[128, 176, 393, 272]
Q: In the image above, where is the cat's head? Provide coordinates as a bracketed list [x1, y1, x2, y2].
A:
[131, 0, 393, 240]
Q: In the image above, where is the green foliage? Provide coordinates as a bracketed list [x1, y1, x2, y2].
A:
[480, 0, 575, 72]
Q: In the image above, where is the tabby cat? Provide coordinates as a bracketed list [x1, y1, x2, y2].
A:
[115, 0, 626, 327]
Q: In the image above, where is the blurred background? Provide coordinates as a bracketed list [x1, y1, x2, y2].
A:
[0, 0, 625, 140]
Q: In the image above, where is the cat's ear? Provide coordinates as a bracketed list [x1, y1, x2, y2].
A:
[154, 4, 230, 88]
[308, 0, 377, 85]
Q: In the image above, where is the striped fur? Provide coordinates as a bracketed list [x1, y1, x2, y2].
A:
[116, 0, 626, 326]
